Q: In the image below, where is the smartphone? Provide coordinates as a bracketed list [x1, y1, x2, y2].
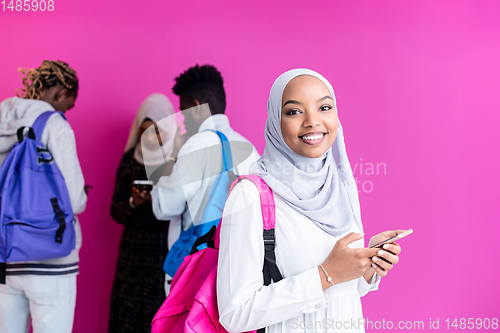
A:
[369, 229, 413, 248]
[132, 180, 154, 192]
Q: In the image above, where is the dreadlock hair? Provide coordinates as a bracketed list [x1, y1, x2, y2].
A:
[173, 64, 226, 115]
[16, 60, 79, 100]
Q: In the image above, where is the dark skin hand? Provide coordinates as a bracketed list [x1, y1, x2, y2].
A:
[131, 186, 151, 206]
[319, 233, 380, 290]
[362, 230, 404, 283]
[319, 231, 404, 291]
[161, 126, 189, 177]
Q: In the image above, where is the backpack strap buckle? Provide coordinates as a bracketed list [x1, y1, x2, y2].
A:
[262, 229, 282, 286]
[263, 229, 275, 252]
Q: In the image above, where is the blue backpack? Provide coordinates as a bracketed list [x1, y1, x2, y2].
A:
[163, 130, 236, 278]
[0, 111, 75, 282]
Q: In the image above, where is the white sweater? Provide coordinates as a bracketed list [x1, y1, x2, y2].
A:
[0, 97, 87, 276]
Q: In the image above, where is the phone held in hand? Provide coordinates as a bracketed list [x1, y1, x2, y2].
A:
[369, 229, 413, 248]
[132, 180, 154, 192]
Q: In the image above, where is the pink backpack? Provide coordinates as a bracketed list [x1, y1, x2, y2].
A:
[151, 175, 283, 333]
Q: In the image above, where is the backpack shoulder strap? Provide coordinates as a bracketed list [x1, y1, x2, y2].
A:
[204, 129, 234, 172]
[230, 175, 282, 333]
[228, 175, 283, 286]
[229, 175, 275, 230]
[31, 111, 66, 140]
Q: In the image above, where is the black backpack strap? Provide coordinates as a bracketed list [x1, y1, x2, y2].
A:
[262, 229, 283, 286]
[16, 127, 35, 143]
[190, 225, 216, 255]
[0, 262, 6, 284]
[258, 228, 283, 333]
[50, 198, 66, 243]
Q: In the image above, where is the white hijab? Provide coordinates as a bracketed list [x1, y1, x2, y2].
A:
[250, 69, 363, 235]
[124, 93, 176, 168]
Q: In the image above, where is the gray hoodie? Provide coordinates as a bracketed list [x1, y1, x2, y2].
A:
[0, 97, 87, 276]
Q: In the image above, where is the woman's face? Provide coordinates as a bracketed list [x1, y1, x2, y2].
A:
[281, 75, 338, 158]
[139, 120, 166, 151]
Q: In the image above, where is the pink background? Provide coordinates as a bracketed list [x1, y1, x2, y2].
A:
[1, 0, 499, 331]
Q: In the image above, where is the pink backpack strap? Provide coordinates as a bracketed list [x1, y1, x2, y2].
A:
[214, 174, 283, 333]
[222, 175, 282, 288]
[214, 175, 275, 248]
[229, 175, 275, 230]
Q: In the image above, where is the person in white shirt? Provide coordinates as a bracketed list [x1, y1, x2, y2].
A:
[0, 60, 87, 333]
[151, 64, 260, 291]
[217, 69, 406, 333]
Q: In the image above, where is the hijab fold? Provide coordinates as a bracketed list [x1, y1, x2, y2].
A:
[250, 69, 363, 236]
[124, 93, 176, 168]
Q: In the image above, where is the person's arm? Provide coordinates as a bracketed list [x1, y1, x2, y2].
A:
[109, 153, 158, 225]
[357, 270, 381, 297]
[151, 134, 209, 222]
[151, 164, 188, 221]
[217, 180, 327, 332]
[159, 125, 188, 178]
[47, 123, 87, 215]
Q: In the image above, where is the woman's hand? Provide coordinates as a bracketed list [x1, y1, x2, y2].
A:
[363, 230, 404, 282]
[159, 126, 189, 178]
[131, 186, 152, 207]
[172, 125, 189, 158]
[320, 232, 380, 291]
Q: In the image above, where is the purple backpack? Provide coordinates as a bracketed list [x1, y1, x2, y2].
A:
[0, 111, 75, 283]
[151, 175, 282, 333]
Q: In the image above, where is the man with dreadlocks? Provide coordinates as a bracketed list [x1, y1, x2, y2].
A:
[0, 60, 87, 333]
[151, 64, 260, 292]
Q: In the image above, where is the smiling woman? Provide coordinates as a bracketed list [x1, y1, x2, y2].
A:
[280, 75, 339, 159]
[216, 68, 407, 333]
